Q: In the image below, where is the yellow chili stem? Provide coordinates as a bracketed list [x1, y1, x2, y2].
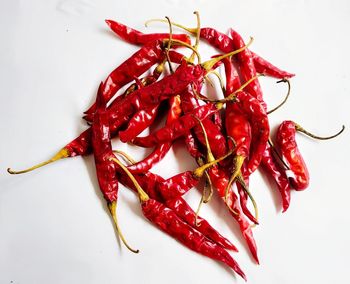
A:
[7, 147, 70, 175]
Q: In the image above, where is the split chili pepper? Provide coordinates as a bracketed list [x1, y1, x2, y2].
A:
[91, 82, 138, 253]
[113, 158, 246, 280]
[276, 121, 345, 190]
[261, 142, 291, 212]
[105, 19, 191, 46]
[126, 95, 182, 174]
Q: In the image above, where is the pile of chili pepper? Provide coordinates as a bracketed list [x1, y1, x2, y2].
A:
[7, 13, 345, 281]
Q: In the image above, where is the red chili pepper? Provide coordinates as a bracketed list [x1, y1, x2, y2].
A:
[261, 143, 291, 212]
[142, 199, 246, 280]
[208, 166, 259, 264]
[84, 40, 166, 117]
[127, 95, 182, 174]
[199, 27, 294, 79]
[118, 170, 236, 251]
[276, 121, 310, 190]
[91, 82, 118, 202]
[105, 19, 191, 45]
[132, 102, 220, 148]
[181, 89, 228, 158]
[119, 104, 160, 142]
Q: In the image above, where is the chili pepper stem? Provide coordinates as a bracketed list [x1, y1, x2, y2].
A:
[145, 19, 197, 34]
[108, 201, 139, 253]
[295, 124, 345, 140]
[201, 37, 254, 71]
[113, 150, 137, 164]
[224, 156, 245, 203]
[194, 193, 205, 227]
[267, 79, 291, 114]
[189, 11, 201, 64]
[164, 16, 174, 74]
[192, 116, 215, 162]
[110, 157, 149, 203]
[7, 148, 70, 174]
[163, 39, 201, 63]
[193, 149, 234, 178]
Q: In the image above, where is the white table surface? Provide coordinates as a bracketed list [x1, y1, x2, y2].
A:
[1, 0, 349, 283]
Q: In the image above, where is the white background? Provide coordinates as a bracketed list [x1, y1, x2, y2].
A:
[1, 0, 349, 283]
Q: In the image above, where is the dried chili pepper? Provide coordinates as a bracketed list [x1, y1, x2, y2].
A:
[113, 158, 246, 280]
[105, 19, 191, 45]
[276, 121, 344, 190]
[132, 102, 222, 148]
[146, 20, 294, 79]
[118, 169, 236, 251]
[261, 143, 291, 212]
[91, 82, 138, 253]
[208, 166, 259, 264]
[84, 40, 166, 117]
[126, 95, 182, 174]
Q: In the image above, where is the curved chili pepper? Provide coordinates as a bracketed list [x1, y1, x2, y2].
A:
[142, 199, 246, 280]
[261, 143, 291, 212]
[276, 121, 310, 190]
[132, 103, 220, 148]
[127, 95, 182, 174]
[105, 19, 191, 45]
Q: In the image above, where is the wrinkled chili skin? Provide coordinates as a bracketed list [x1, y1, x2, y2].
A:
[91, 83, 118, 202]
[181, 90, 228, 158]
[142, 199, 246, 280]
[276, 121, 310, 190]
[200, 27, 294, 79]
[105, 19, 191, 45]
[127, 96, 182, 174]
[250, 51, 294, 79]
[119, 104, 159, 142]
[207, 166, 259, 264]
[84, 40, 165, 117]
[132, 103, 219, 148]
[261, 143, 291, 212]
[233, 91, 270, 175]
[64, 63, 202, 158]
[117, 171, 237, 250]
[157, 171, 199, 200]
